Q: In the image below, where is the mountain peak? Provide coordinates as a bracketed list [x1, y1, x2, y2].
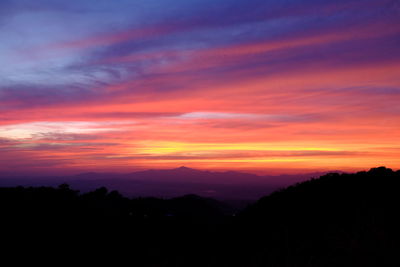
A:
[174, 166, 195, 171]
[178, 166, 190, 169]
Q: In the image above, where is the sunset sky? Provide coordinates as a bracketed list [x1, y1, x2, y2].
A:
[0, 0, 399, 175]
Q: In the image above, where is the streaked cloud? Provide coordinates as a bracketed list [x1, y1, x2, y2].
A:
[0, 0, 399, 174]
[0, 121, 126, 139]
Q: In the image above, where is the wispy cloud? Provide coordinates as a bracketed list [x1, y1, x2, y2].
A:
[0, 0, 399, 173]
[0, 121, 126, 139]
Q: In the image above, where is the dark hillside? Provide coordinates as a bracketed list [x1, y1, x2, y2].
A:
[1, 167, 399, 266]
[238, 167, 400, 266]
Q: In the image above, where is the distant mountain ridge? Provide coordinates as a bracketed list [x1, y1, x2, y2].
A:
[0, 166, 336, 201]
[75, 166, 332, 184]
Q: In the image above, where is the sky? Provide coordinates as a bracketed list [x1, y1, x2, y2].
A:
[0, 0, 399, 175]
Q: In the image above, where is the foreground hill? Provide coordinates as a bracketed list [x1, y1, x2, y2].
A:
[238, 166, 400, 266]
[1, 167, 399, 266]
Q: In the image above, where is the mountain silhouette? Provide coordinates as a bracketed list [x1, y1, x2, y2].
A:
[0, 167, 327, 201]
[1, 166, 399, 266]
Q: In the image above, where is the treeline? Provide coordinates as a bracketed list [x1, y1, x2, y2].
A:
[1, 167, 399, 267]
[0, 185, 229, 219]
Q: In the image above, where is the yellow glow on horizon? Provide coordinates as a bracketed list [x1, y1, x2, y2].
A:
[132, 141, 348, 154]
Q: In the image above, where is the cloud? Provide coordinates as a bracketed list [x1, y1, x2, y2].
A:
[180, 112, 266, 120]
[83, 111, 183, 119]
[0, 137, 13, 145]
[0, 84, 96, 110]
[0, 121, 125, 139]
[30, 132, 101, 141]
[0, 0, 399, 173]
[100, 149, 370, 163]
[178, 112, 324, 124]
[11, 142, 117, 151]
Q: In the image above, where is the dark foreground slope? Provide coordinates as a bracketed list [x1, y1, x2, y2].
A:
[1, 167, 400, 266]
[238, 166, 400, 267]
